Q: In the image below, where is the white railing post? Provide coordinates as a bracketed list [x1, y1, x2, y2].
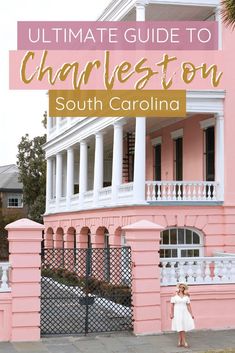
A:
[178, 261, 186, 283]
[169, 261, 177, 285]
[161, 262, 168, 285]
[0, 262, 10, 292]
[204, 260, 211, 283]
[215, 113, 224, 201]
[187, 261, 194, 283]
[230, 260, 235, 282]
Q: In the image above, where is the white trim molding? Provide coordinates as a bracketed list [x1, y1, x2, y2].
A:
[200, 117, 216, 129]
[186, 90, 225, 114]
[171, 128, 183, 140]
[151, 136, 162, 146]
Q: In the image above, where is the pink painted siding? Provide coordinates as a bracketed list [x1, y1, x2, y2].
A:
[223, 26, 235, 205]
[147, 114, 211, 182]
[0, 293, 12, 341]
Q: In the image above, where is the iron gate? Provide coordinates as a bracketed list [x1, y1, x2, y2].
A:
[41, 247, 132, 335]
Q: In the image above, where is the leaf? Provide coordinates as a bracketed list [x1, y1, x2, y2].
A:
[221, 0, 235, 30]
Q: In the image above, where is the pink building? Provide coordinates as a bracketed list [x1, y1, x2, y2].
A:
[41, 0, 235, 337]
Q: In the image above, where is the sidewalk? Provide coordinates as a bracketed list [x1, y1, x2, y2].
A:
[1, 330, 235, 353]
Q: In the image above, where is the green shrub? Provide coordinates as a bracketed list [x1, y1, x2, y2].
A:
[41, 267, 131, 306]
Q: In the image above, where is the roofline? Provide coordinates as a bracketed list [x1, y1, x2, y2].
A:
[97, 0, 135, 21]
[0, 188, 23, 193]
[0, 164, 17, 175]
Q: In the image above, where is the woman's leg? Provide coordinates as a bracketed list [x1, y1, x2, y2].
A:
[178, 331, 183, 346]
[181, 331, 186, 345]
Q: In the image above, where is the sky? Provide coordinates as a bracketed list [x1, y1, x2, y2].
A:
[0, 0, 111, 166]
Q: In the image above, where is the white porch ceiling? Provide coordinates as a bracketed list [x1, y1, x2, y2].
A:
[123, 4, 215, 21]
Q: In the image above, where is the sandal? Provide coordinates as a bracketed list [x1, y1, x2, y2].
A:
[183, 342, 189, 348]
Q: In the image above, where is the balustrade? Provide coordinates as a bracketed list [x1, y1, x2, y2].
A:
[146, 181, 219, 202]
[47, 180, 220, 214]
[160, 256, 235, 285]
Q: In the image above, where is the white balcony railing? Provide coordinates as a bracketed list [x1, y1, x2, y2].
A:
[160, 256, 235, 286]
[83, 191, 94, 208]
[98, 186, 112, 203]
[46, 180, 221, 214]
[146, 181, 219, 202]
[71, 193, 79, 208]
[0, 262, 11, 292]
[117, 182, 134, 203]
[59, 197, 66, 208]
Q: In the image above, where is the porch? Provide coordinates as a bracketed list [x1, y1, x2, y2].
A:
[45, 91, 225, 214]
[48, 180, 220, 213]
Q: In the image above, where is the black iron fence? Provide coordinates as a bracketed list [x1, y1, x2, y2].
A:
[41, 247, 132, 335]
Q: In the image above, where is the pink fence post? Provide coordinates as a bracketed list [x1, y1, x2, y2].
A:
[122, 220, 164, 335]
[5, 218, 44, 342]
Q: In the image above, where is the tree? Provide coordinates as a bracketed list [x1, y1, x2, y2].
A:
[17, 122, 46, 223]
[221, 0, 235, 29]
[0, 197, 21, 260]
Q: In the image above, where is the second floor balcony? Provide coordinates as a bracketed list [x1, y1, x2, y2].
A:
[45, 91, 225, 215]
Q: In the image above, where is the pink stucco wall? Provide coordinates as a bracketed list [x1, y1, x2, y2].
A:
[222, 25, 235, 206]
[147, 114, 208, 181]
[0, 293, 12, 341]
[44, 204, 235, 256]
[0, 219, 44, 342]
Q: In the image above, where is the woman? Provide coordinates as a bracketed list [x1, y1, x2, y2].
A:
[170, 283, 195, 348]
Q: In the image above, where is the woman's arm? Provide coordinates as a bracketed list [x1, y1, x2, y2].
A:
[186, 303, 194, 319]
[170, 303, 174, 319]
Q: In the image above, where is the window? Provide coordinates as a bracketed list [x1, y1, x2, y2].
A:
[174, 137, 183, 181]
[7, 194, 23, 208]
[204, 126, 215, 181]
[160, 228, 203, 258]
[154, 144, 161, 181]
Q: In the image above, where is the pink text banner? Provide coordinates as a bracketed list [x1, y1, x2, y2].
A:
[9, 50, 225, 91]
[17, 21, 218, 51]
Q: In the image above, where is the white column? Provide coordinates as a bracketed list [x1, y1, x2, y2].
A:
[55, 153, 63, 210]
[46, 158, 53, 213]
[215, 6, 222, 50]
[79, 140, 88, 206]
[47, 116, 53, 133]
[56, 117, 62, 131]
[112, 121, 124, 203]
[66, 147, 74, 209]
[93, 132, 104, 205]
[133, 118, 147, 203]
[215, 113, 224, 201]
[136, 0, 147, 21]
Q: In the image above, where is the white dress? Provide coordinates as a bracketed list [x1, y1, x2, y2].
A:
[171, 295, 195, 332]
